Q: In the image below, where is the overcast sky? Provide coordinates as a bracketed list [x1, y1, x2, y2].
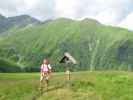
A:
[0, 0, 133, 30]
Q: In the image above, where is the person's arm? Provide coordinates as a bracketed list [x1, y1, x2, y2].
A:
[40, 64, 44, 76]
[40, 64, 44, 82]
[48, 64, 52, 71]
[48, 64, 52, 78]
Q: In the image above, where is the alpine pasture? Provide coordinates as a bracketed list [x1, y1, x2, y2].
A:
[0, 71, 133, 100]
[0, 15, 133, 100]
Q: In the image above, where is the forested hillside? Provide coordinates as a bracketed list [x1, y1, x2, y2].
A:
[0, 17, 133, 72]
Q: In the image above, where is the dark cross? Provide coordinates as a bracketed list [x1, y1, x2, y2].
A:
[59, 52, 77, 82]
[59, 56, 69, 63]
[59, 52, 77, 64]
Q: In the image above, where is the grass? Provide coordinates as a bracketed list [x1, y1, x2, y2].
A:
[0, 71, 133, 100]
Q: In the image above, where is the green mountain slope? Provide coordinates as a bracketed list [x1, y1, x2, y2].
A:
[0, 18, 133, 72]
[0, 14, 41, 33]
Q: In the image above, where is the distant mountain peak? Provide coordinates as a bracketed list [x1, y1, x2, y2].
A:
[16, 14, 31, 18]
[7, 14, 41, 27]
[0, 14, 6, 20]
[55, 17, 74, 22]
[82, 18, 101, 24]
[8, 14, 41, 23]
[0, 14, 41, 33]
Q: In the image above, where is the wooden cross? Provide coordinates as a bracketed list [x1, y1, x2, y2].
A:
[60, 52, 77, 82]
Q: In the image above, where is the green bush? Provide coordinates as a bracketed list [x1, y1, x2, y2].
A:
[0, 58, 21, 72]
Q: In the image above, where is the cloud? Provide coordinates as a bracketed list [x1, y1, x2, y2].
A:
[54, 0, 133, 26]
[0, 0, 133, 30]
[0, 0, 27, 16]
[118, 12, 133, 30]
[28, 0, 56, 20]
[0, 0, 56, 20]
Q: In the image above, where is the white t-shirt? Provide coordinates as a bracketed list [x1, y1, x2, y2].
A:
[48, 64, 52, 70]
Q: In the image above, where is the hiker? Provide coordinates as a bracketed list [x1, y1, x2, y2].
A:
[40, 59, 52, 87]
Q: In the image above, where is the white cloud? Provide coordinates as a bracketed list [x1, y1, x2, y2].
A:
[0, 0, 133, 30]
[27, 0, 56, 20]
[54, 0, 133, 26]
[55, 0, 82, 19]
[23, 0, 37, 8]
[118, 12, 133, 30]
[0, 0, 27, 16]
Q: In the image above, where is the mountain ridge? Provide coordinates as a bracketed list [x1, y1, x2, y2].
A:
[0, 14, 41, 33]
[0, 17, 133, 72]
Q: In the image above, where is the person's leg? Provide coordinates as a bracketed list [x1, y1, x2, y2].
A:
[40, 75, 44, 94]
[44, 74, 49, 91]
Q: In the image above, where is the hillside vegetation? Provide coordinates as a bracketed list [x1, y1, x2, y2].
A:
[0, 18, 133, 72]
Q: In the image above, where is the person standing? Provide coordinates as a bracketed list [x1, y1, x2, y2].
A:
[40, 59, 52, 90]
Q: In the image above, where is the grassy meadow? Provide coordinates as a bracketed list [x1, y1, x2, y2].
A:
[0, 71, 133, 100]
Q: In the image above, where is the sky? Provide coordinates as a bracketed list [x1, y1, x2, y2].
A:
[0, 0, 133, 30]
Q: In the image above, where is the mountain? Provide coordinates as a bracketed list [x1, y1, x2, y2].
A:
[0, 14, 6, 20]
[0, 18, 133, 72]
[0, 14, 41, 33]
[0, 14, 10, 33]
[7, 15, 41, 27]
